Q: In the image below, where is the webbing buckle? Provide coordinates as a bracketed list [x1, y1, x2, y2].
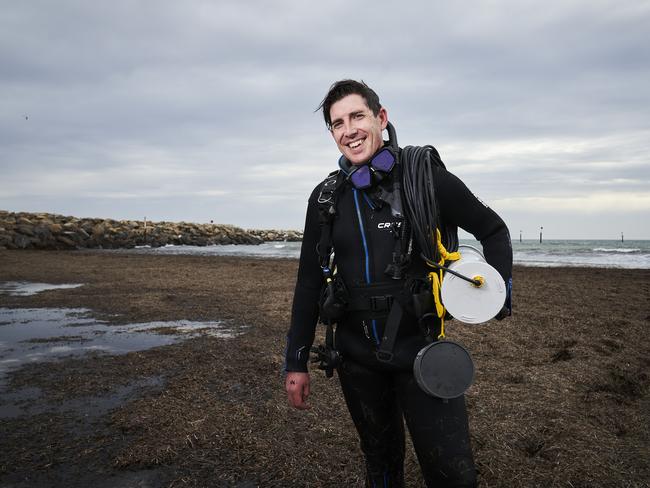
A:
[376, 350, 394, 363]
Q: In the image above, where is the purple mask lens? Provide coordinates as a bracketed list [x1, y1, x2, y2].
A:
[371, 149, 395, 172]
[350, 165, 372, 189]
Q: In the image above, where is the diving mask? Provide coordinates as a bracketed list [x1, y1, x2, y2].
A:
[343, 148, 396, 190]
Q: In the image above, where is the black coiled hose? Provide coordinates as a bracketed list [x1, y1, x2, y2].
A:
[401, 145, 458, 264]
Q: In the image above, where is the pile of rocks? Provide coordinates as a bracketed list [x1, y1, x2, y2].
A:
[0, 211, 302, 250]
[247, 229, 303, 242]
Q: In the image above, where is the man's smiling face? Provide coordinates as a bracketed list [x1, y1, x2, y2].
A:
[329, 94, 388, 165]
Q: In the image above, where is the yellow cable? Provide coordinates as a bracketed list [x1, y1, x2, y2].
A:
[436, 229, 461, 264]
[428, 271, 446, 339]
[429, 271, 445, 317]
[426, 229, 463, 340]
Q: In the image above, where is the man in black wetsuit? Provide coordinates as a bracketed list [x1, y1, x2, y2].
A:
[285, 80, 512, 487]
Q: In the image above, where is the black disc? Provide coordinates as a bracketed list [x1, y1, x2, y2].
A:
[413, 340, 475, 399]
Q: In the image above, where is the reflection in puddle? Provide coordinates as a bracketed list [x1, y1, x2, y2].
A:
[0, 281, 84, 296]
[0, 376, 165, 419]
[0, 307, 246, 386]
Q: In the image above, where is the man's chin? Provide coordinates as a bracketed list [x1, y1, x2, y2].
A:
[346, 153, 369, 165]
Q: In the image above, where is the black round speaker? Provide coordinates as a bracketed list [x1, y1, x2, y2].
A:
[413, 340, 475, 399]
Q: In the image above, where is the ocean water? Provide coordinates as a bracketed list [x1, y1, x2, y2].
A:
[508, 239, 649, 269]
[123, 239, 650, 269]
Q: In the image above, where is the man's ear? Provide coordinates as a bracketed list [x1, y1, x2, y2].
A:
[378, 107, 388, 130]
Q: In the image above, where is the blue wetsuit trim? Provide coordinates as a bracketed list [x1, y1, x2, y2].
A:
[353, 189, 371, 284]
[372, 320, 380, 345]
[353, 189, 381, 346]
[362, 191, 375, 210]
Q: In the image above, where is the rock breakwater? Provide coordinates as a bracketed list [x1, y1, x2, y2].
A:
[0, 211, 302, 250]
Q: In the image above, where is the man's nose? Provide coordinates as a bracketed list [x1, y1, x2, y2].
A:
[343, 121, 357, 138]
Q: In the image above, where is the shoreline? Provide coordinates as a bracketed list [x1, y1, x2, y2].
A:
[1, 250, 649, 487]
[49, 243, 650, 270]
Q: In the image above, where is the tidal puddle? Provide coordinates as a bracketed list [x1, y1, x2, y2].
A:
[0, 307, 246, 387]
[0, 376, 164, 419]
[0, 281, 84, 296]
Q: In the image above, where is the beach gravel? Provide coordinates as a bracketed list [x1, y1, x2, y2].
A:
[0, 250, 649, 487]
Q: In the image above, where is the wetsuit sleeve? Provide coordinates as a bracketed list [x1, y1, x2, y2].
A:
[284, 185, 323, 372]
[433, 166, 513, 310]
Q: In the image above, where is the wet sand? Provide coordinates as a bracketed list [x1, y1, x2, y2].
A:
[0, 250, 649, 487]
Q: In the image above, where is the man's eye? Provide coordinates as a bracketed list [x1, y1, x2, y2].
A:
[332, 122, 342, 130]
[354, 113, 365, 119]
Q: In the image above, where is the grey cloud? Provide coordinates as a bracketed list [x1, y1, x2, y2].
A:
[1, 0, 649, 237]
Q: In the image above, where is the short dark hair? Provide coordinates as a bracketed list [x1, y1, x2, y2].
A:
[318, 79, 382, 129]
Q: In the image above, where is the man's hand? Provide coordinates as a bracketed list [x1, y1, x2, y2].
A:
[285, 372, 311, 410]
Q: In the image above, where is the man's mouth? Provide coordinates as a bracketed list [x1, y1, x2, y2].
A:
[348, 139, 364, 149]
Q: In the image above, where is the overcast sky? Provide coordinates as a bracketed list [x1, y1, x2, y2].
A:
[1, 0, 649, 239]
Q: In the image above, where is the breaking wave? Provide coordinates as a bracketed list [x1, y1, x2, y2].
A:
[592, 248, 640, 253]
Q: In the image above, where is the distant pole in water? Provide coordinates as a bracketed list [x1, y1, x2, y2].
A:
[519, 230, 522, 243]
[621, 232, 624, 243]
[540, 226, 543, 244]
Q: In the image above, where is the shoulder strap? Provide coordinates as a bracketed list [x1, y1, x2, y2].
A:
[316, 170, 345, 268]
[317, 170, 340, 205]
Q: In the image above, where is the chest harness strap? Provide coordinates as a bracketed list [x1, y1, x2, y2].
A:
[311, 170, 345, 377]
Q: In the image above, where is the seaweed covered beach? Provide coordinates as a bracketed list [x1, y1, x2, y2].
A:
[0, 250, 648, 487]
